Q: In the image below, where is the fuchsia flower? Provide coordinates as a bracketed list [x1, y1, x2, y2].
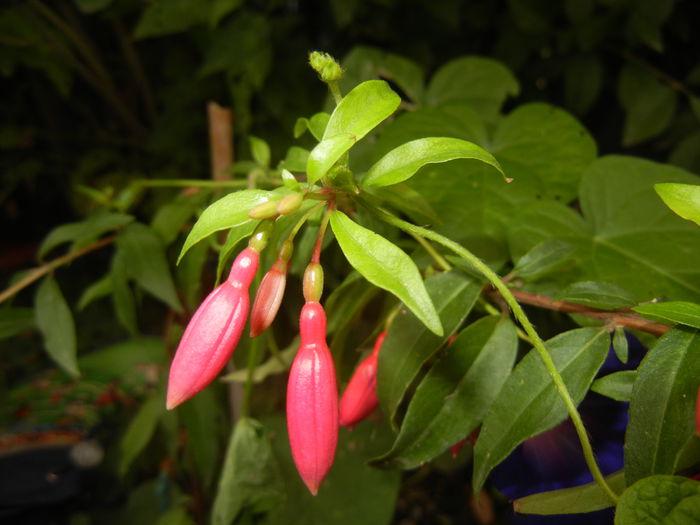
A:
[339, 331, 387, 429]
[250, 240, 293, 338]
[286, 300, 338, 495]
[166, 247, 259, 410]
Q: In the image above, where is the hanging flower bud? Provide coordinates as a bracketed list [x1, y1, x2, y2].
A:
[250, 240, 293, 338]
[339, 331, 387, 429]
[287, 301, 338, 495]
[277, 192, 303, 215]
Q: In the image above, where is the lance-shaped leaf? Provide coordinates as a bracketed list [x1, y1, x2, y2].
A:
[555, 280, 638, 310]
[376, 272, 482, 427]
[362, 137, 503, 188]
[0, 308, 35, 340]
[615, 475, 700, 525]
[655, 182, 700, 227]
[374, 316, 517, 469]
[35, 277, 79, 377]
[472, 327, 609, 492]
[633, 301, 700, 330]
[330, 210, 442, 335]
[512, 239, 575, 282]
[591, 371, 636, 402]
[624, 327, 700, 485]
[178, 190, 272, 263]
[306, 80, 401, 184]
[118, 395, 165, 476]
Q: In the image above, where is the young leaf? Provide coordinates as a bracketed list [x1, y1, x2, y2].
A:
[0, 307, 35, 339]
[280, 168, 301, 190]
[306, 133, 357, 185]
[514, 470, 625, 515]
[39, 211, 133, 259]
[654, 183, 700, 227]
[555, 281, 638, 310]
[35, 276, 79, 378]
[512, 239, 576, 281]
[117, 223, 181, 311]
[211, 418, 283, 525]
[118, 395, 165, 476]
[178, 190, 271, 263]
[374, 316, 517, 469]
[624, 327, 700, 485]
[280, 148, 310, 174]
[330, 210, 442, 335]
[612, 326, 629, 363]
[376, 272, 482, 428]
[472, 328, 609, 492]
[249, 136, 271, 167]
[293, 112, 330, 140]
[77, 274, 112, 311]
[633, 301, 700, 329]
[362, 137, 503, 188]
[615, 475, 700, 525]
[591, 370, 636, 402]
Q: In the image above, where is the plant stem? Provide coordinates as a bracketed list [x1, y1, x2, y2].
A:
[0, 236, 114, 304]
[328, 80, 343, 105]
[409, 232, 452, 272]
[311, 204, 333, 264]
[376, 209, 619, 504]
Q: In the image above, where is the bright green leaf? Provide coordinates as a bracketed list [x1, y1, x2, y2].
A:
[655, 183, 700, 227]
[280, 168, 302, 190]
[472, 328, 609, 492]
[615, 475, 700, 525]
[624, 327, 700, 485]
[119, 395, 165, 476]
[293, 113, 330, 141]
[35, 276, 79, 377]
[330, 210, 442, 335]
[633, 301, 700, 329]
[178, 190, 271, 263]
[306, 134, 357, 185]
[0, 307, 35, 339]
[363, 137, 503, 188]
[591, 371, 636, 402]
[249, 136, 270, 167]
[555, 281, 638, 310]
[374, 316, 517, 469]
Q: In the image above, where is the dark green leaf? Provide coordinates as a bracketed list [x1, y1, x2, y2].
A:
[472, 328, 609, 492]
[375, 316, 517, 469]
[624, 327, 700, 485]
[118, 395, 165, 476]
[655, 183, 700, 227]
[117, 223, 181, 311]
[35, 276, 79, 377]
[111, 251, 138, 336]
[615, 475, 700, 525]
[564, 55, 603, 116]
[216, 220, 258, 282]
[134, 0, 206, 39]
[514, 471, 624, 515]
[366, 184, 440, 225]
[376, 272, 482, 427]
[77, 274, 112, 311]
[0, 307, 35, 339]
[222, 339, 296, 383]
[426, 56, 519, 120]
[555, 281, 638, 310]
[39, 211, 133, 259]
[512, 239, 576, 281]
[79, 337, 165, 380]
[209, 0, 245, 27]
[330, 210, 442, 335]
[177, 240, 209, 311]
[613, 326, 629, 363]
[178, 190, 271, 263]
[150, 192, 204, 246]
[325, 273, 377, 336]
[363, 137, 503, 188]
[74, 0, 112, 14]
[633, 301, 700, 329]
[212, 418, 283, 524]
[591, 371, 636, 402]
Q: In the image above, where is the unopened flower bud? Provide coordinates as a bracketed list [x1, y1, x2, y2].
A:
[287, 301, 338, 495]
[277, 192, 303, 215]
[248, 220, 273, 252]
[339, 331, 387, 429]
[303, 263, 324, 303]
[308, 51, 343, 83]
[248, 200, 279, 221]
[166, 247, 259, 409]
[250, 259, 288, 338]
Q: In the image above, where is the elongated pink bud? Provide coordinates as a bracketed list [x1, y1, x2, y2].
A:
[250, 241, 293, 338]
[286, 301, 338, 495]
[339, 331, 387, 429]
[166, 247, 259, 410]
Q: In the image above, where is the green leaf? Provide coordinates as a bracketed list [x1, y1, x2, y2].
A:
[77, 274, 112, 310]
[39, 211, 133, 259]
[472, 327, 609, 492]
[178, 190, 271, 263]
[74, 0, 112, 14]
[624, 327, 700, 485]
[426, 56, 519, 120]
[35, 277, 79, 377]
[79, 337, 165, 380]
[366, 184, 440, 225]
[555, 281, 638, 310]
[514, 471, 625, 515]
[150, 192, 204, 246]
[177, 240, 209, 312]
[633, 301, 700, 329]
[280, 151, 308, 177]
[117, 223, 181, 311]
[363, 137, 503, 188]
[216, 220, 259, 282]
[293, 113, 330, 141]
[222, 340, 296, 383]
[306, 134, 357, 185]
[118, 395, 165, 476]
[618, 64, 677, 145]
[212, 418, 283, 525]
[111, 251, 138, 335]
[512, 239, 576, 281]
[374, 316, 517, 469]
[615, 475, 700, 525]
[330, 210, 442, 335]
[209, 0, 244, 27]
[134, 0, 206, 39]
[613, 326, 629, 363]
[564, 55, 603, 116]
[180, 388, 223, 489]
[376, 272, 482, 427]
[655, 183, 700, 227]
[0, 307, 35, 339]
[577, 156, 700, 302]
[249, 136, 270, 167]
[591, 371, 637, 402]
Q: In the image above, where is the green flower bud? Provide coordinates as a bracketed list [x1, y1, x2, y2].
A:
[308, 51, 343, 83]
[248, 200, 279, 220]
[277, 192, 304, 215]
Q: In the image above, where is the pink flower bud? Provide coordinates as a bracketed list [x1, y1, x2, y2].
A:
[339, 331, 387, 429]
[286, 301, 338, 495]
[166, 247, 259, 410]
[249, 259, 288, 338]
